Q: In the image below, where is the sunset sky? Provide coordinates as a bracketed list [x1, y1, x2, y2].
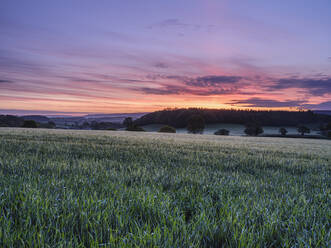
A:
[1, 0, 330, 115]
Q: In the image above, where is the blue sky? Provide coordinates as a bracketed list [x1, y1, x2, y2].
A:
[1, 0, 330, 114]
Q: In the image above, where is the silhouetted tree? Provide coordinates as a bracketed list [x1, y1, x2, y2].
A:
[47, 121, 56, 128]
[297, 125, 310, 136]
[158, 125, 176, 133]
[244, 123, 264, 136]
[321, 122, 331, 137]
[90, 121, 99, 129]
[214, 129, 230, 135]
[82, 121, 90, 129]
[39, 121, 56, 129]
[123, 117, 133, 128]
[22, 120, 38, 128]
[187, 115, 205, 134]
[279, 127, 288, 136]
[90, 121, 120, 130]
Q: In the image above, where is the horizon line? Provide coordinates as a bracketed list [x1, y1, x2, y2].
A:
[1, 107, 331, 118]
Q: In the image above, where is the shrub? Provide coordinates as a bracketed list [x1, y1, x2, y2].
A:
[82, 121, 90, 129]
[107, 128, 117, 131]
[187, 115, 205, 134]
[123, 117, 133, 128]
[90, 122, 120, 130]
[244, 123, 264, 136]
[320, 122, 331, 137]
[158, 125, 176, 133]
[319, 122, 331, 131]
[39, 121, 56, 129]
[297, 125, 310, 136]
[126, 125, 145, 132]
[214, 129, 230, 135]
[279, 127, 288, 136]
[22, 120, 38, 128]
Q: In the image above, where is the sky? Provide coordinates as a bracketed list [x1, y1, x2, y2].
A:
[0, 0, 330, 115]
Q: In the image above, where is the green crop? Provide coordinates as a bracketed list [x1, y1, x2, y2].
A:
[0, 128, 330, 247]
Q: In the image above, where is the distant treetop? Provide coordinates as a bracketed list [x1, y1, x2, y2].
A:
[134, 108, 331, 128]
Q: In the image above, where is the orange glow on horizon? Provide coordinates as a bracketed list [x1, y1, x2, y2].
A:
[1, 94, 303, 115]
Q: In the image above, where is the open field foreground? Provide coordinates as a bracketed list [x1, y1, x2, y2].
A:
[0, 128, 330, 247]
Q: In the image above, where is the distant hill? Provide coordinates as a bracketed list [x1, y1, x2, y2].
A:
[0, 115, 24, 127]
[50, 112, 147, 127]
[23, 115, 50, 123]
[135, 108, 331, 128]
[314, 110, 331, 116]
[0, 115, 56, 128]
[0, 112, 147, 129]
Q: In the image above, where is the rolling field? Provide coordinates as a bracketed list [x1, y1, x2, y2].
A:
[0, 128, 330, 247]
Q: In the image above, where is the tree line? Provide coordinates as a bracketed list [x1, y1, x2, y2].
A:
[134, 108, 331, 128]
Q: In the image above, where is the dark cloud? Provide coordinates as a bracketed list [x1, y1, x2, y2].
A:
[149, 19, 215, 32]
[59, 76, 105, 83]
[140, 85, 183, 95]
[141, 74, 245, 95]
[139, 83, 237, 96]
[146, 74, 242, 85]
[154, 62, 168, 68]
[150, 19, 197, 29]
[0, 79, 13, 83]
[269, 77, 331, 96]
[145, 74, 188, 81]
[185, 75, 242, 87]
[194, 88, 237, 96]
[229, 98, 305, 108]
[302, 101, 331, 110]
[162, 19, 191, 27]
[166, 75, 188, 80]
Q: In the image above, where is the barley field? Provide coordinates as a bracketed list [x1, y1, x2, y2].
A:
[0, 128, 330, 247]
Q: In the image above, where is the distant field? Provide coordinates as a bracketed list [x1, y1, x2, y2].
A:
[142, 123, 321, 136]
[0, 128, 330, 247]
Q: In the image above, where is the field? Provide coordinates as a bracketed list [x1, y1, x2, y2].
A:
[0, 128, 330, 247]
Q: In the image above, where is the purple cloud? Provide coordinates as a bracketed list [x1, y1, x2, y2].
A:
[139, 85, 183, 95]
[139, 82, 238, 96]
[229, 98, 305, 108]
[140, 74, 245, 96]
[302, 101, 331, 110]
[148, 18, 215, 32]
[0, 79, 13, 83]
[149, 19, 198, 29]
[185, 75, 243, 87]
[154, 62, 169, 69]
[269, 77, 331, 96]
